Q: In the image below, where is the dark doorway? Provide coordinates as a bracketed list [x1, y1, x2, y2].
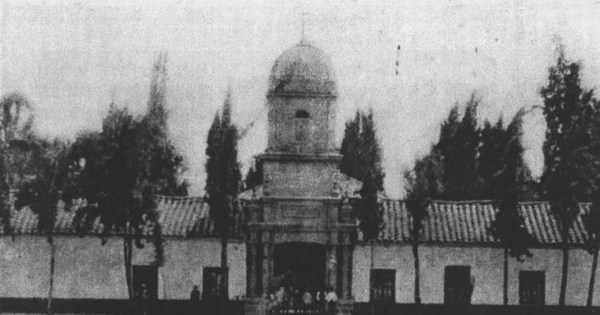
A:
[519, 271, 545, 305]
[133, 265, 158, 300]
[202, 267, 228, 300]
[273, 242, 326, 295]
[444, 265, 472, 305]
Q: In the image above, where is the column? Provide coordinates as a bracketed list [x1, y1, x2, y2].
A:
[342, 244, 353, 299]
[336, 232, 353, 299]
[246, 232, 258, 298]
[261, 231, 272, 297]
[327, 244, 338, 291]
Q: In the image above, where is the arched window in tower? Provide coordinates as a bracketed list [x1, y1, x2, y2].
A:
[295, 110, 310, 119]
[294, 109, 310, 150]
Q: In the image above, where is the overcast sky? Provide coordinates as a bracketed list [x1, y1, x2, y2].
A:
[2, 0, 600, 197]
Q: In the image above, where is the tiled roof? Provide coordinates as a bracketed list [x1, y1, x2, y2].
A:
[375, 200, 592, 246]
[1, 196, 595, 247]
[0, 196, 245, 239]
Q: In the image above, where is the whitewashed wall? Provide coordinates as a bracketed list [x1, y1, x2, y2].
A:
[352, 244, 415, 303]
[352, 243, 600, 306]
[161, 238, 246, 299]
[0, 236, 52, 298]
[508, 248, 598, 306]
[0, 236, 246, 300]
[3, 235, 599, 306]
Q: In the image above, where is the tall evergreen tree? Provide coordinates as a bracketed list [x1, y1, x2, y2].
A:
[68, 54, 187, 301]
[489, 109, 536, 305]
[205, 89, 241, 312]
[341, 108, 385, 308]
[404, 147, 444, 304]
[540, 47, 595, 305]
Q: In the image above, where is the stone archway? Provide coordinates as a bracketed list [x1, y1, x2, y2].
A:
[273, 242, 326, 295]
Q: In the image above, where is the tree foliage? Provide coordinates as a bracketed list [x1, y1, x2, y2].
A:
[358, 171, 383, 242]
[340, 109, 385, 191]
[404, 147, 444, 304]
[438, 95, 481, 200]
[405, 148, 444, 225]
[0, 92, 34, 233]
[205, 89, 242, 302]
[408, 93, 537, 202]
[585, 98, 600, 254]
[539, 47, 595, 305]
[340, 111, 362, 181]
[14, 139, 71, 237]
[490, 108, 536, 260]
[205, 90, 241, 235]
[340, 109, 385, 242]
[66, 54, 187, 297]
[244, 158, 263, 191]
[478, 118, 505, 200]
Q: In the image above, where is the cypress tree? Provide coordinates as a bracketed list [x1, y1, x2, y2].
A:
[405, 147, 444, 304]
[540, 47, 595, 305]
[341, 108, 385, 306]
[205, 89, 241, 312]
[489, 108, 535, 305]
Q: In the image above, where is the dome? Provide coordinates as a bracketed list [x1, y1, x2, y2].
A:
[267, 42, 337, 96]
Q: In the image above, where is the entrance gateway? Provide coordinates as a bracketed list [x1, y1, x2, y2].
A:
[240, 41, 359, 315]
[273, 243, 326, 296]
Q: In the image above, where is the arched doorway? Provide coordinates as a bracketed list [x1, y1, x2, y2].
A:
[273, 242, 326, 296]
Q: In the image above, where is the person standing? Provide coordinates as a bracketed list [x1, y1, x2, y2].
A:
[325, 287, 337, 315]
[190, 285, 200, 301]
[190, 285, 200, 314]
[135, 283, 149, 315]
[302, 291, 313, 311]
[324, 287, 337, 315]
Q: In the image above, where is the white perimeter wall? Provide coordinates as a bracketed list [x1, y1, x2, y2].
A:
[3, 235, 599, 306]
[0, 236, 246, 300]
[352, 243, 600, 306]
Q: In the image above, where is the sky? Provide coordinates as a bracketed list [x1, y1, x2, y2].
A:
[2, 0, 600, 197]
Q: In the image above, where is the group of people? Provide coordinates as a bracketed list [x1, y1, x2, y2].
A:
[270, 285, 338, 315]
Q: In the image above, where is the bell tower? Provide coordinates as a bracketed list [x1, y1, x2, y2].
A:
[262, 41, 341, 198]
[242, 42, 357, 315]
[266, 42, 338, 155]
